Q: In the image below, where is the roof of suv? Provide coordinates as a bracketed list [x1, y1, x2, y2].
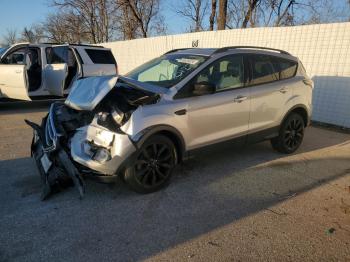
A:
[167, 46, 296, 60]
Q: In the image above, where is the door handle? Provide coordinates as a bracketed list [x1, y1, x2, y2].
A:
[15, 70, 22, 73]
[174, 109, 187, 115]
[279, 87, 288, 94]
[233, 95, 247, 103]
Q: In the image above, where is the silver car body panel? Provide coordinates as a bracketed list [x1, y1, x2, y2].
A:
[66, 47, 311, 175]
[65, 76, 118, 111]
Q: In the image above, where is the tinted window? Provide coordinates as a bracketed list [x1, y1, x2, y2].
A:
[249, 55, 278, 85]
[85, 49, 116, 64]
[271, 57, 297, 80]
[46, 47, 68, 64]
[1, 48, 26, 64]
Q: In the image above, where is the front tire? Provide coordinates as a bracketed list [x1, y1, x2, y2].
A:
[124, 135, 177, 194]
[271, 113, 305, 154]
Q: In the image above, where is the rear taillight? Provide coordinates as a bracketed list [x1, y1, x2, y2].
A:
[115, 65, 119, 75]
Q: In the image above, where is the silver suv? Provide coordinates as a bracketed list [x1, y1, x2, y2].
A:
[27, 46, 313, 199]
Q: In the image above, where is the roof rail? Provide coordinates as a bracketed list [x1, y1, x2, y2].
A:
[214, 46, 291, 55]
[39, 43, 104, 48]
[164, 48, 195, 55]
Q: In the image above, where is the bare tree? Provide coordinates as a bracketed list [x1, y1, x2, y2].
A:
[209, 0, 217, 30]
[123, 0, 160, 37]
[175, 0, 209, 32]
[43, 11, 89, 43]
[217, 0, 228, 30]
[2, 29, 18, 46]
[19, 25, 45, 43]
[242, 0, 260, 28]
[52, 0, 113, 43]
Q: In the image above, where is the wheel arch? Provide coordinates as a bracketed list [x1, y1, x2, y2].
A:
[282, 104, 310, 127]
[131, 125, 186, 163]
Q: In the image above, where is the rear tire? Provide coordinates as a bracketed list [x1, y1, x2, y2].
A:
[124, 135, 177, 194]
[271, 113, 305, 154]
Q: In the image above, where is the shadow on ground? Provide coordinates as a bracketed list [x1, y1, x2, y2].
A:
[0, 126, 349, 261]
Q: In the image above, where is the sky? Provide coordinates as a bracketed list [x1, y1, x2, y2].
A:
[0, 0, 188, 43]
[0, 0, 349, 44]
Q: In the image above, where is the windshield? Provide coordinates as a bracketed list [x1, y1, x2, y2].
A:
[126, 54, 208, 88]
[0, 47, 9, 57]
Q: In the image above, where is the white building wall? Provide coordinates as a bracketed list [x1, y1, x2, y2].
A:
[103, 22, 350, 128]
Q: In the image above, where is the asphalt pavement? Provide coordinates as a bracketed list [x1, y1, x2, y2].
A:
[0, 100, 349, 262]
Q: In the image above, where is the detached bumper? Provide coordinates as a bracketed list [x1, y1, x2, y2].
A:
[27, 119, 84, 200]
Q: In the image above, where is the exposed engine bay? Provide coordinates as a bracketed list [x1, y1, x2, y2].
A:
[26, 77, 160, 200]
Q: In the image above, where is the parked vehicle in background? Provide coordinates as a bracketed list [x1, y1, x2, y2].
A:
[0, 43, 117, 100]
[27, 46, 313, 199]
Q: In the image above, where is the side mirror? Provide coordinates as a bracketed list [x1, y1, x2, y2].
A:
[193, 82, 215, 96]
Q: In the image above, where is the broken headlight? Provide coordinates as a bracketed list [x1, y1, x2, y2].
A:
[92, 147, 111, 163]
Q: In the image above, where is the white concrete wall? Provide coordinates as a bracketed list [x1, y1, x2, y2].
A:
[103, 22, 350, 128]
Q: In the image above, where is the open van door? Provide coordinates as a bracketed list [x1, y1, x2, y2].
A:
[43, 45, 68, 97]
[0, 45, 31, 100]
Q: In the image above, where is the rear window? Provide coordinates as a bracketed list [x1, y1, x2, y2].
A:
[249, 54, 278, 86]
[46, 47, 68, 64]
[271, 57, 297, 80]
[85, 49, 116, 64]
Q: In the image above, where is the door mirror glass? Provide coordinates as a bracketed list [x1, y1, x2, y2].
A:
[193, 82, 215, 96]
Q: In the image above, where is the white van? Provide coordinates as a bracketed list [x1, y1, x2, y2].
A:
[0, 43, 117, 100]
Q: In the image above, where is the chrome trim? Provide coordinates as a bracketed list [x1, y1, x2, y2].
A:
[43, 104, 63, 152]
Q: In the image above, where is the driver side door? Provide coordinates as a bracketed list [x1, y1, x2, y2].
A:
[177, 55, 251, 150]
[0, 46, 31, 100]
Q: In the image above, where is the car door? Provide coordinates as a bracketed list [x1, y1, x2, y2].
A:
[248, 54, 297, 133]
[0, 46, 31, 100]
[78, 47, 117, 77]
[43, 46, 69, 96]
[178, 55, 250, 150]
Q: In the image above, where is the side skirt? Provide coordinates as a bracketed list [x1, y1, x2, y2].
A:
[186, 126, 279, 159]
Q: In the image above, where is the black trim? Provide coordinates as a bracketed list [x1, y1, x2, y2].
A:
[282, 104, 310, 127]
[132, 125, 186, 162]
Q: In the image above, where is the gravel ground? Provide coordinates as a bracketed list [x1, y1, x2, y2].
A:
[0, 100, 349, 262]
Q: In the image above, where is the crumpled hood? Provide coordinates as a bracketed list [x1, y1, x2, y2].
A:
[65, 75, 167, 111]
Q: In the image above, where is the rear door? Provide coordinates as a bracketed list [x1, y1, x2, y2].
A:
[77, 47, 117, 76]
[43, 45, 68, 96]
[248, 54, 298, 133]
[0, 45, 31, 100]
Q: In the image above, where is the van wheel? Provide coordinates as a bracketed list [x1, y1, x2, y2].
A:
[124, 135, 177, 194]
[271, 113, 305, 154]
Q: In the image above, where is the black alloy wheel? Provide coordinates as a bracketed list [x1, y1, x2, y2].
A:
[124, 135, 176, 193]
[271, 113, 305, 154]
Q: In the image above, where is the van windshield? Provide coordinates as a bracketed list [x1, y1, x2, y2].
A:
[126, 54, 207, 88]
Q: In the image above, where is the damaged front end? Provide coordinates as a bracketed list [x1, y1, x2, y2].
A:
[26, 76, 160, 200]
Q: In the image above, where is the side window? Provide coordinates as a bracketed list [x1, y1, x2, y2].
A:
[46, 47, 68, 64]
[176, 55, 245, 98]
[249, 55, 278, 85]
[194, 55, 244, 92]
[85, 49, 116, 64]
[271, 57, 297, 80]
[1, 48, 26, 65]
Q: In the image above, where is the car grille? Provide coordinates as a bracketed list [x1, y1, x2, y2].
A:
[44, 104, 62, 152]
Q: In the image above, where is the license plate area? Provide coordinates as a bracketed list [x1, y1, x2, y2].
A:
[40, 152, 52, 173]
